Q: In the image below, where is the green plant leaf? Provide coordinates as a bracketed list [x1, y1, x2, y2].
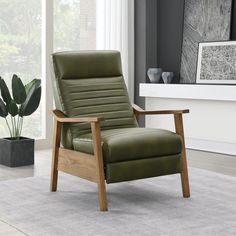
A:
[12, 74, 26, 104]
[0, 98, 8, 117]
[19, 82, 41, 117]
[8, 100, 18, 117]
[0, 77, 12, 105]
[25, 79, 41, 95]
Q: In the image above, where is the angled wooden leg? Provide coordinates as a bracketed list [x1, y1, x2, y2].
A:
[91, 122, 108, 211]
[50, 118, 62, 192]
[174, 114, 190, 198]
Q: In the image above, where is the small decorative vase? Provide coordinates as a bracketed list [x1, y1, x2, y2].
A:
[147, 68, 163, 83]
[162, 72, 174, 84]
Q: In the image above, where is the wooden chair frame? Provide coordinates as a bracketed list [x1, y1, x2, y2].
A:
[51, 105, 190, 211]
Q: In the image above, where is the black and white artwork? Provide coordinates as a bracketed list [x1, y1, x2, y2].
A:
[196, 41, 236, 84]
[180, 0, 232, 83]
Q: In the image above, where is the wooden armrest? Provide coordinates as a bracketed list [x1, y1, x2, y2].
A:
[132, 104, 189, 115]
[52, 110, 104, 123]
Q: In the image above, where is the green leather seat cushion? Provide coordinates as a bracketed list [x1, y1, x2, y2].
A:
[106, 154, 182, 183]
[73, 128, 182, 163]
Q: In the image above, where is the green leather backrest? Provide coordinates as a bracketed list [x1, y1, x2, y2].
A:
[52, 51, 138, 148]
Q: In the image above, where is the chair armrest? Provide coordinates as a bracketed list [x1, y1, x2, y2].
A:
[132, 104, 189, 115]
[52, 110, 104, 123]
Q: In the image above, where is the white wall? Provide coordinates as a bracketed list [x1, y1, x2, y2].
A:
[145, 97, 236, 156]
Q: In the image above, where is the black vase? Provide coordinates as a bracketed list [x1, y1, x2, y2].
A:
[0, 137, 34, 167]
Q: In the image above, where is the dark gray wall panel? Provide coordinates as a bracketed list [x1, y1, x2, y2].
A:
[134, 0, 158, 126]
[134, 0, 147, 126]
[231, 0, 236, 39]
[146, 0, 158, 70]
[134, 0, 185, 125]
[156, 0, 185, 83]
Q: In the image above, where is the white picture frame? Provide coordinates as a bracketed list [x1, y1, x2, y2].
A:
[196, 41, 236, 84]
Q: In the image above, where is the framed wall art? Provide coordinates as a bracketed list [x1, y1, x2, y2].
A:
[196, 41, 236, 84]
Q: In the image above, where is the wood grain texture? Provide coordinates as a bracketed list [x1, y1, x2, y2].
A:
[58, 148, 97, 183]
[174, 114, 190, 198]
[180, 0, 232, 83]
[91, 122, 108, 211]
[132, 103, 144, 119]
[50, 118, 61, 192]
[53, 110, 104, 123]
[132, 103, 189, 115]
[51, 109, 107, 211]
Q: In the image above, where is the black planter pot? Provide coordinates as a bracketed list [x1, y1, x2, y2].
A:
[0, 137, 34, 167]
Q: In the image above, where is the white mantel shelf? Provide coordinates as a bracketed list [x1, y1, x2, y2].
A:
[140, 83, 236, 102]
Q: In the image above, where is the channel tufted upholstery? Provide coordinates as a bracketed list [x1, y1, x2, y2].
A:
[51, 50, 183, 184]
[52, 51, 137, 149]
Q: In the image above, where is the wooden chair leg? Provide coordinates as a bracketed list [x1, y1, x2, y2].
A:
[50, 118, 61, 192]
[97, 177, 108, 211]
[174, 114, 190, 198]
[91, 122, 108, 211]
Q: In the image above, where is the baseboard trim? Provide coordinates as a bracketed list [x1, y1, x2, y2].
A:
[186, 138, 236, 156]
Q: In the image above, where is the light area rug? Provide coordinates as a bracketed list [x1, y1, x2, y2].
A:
[0, 168, 235, 236]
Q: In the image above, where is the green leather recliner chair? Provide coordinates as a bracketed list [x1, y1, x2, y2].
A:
[51, 50, 190, 211]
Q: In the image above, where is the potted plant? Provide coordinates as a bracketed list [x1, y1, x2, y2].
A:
[0, 75, 41, 167]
